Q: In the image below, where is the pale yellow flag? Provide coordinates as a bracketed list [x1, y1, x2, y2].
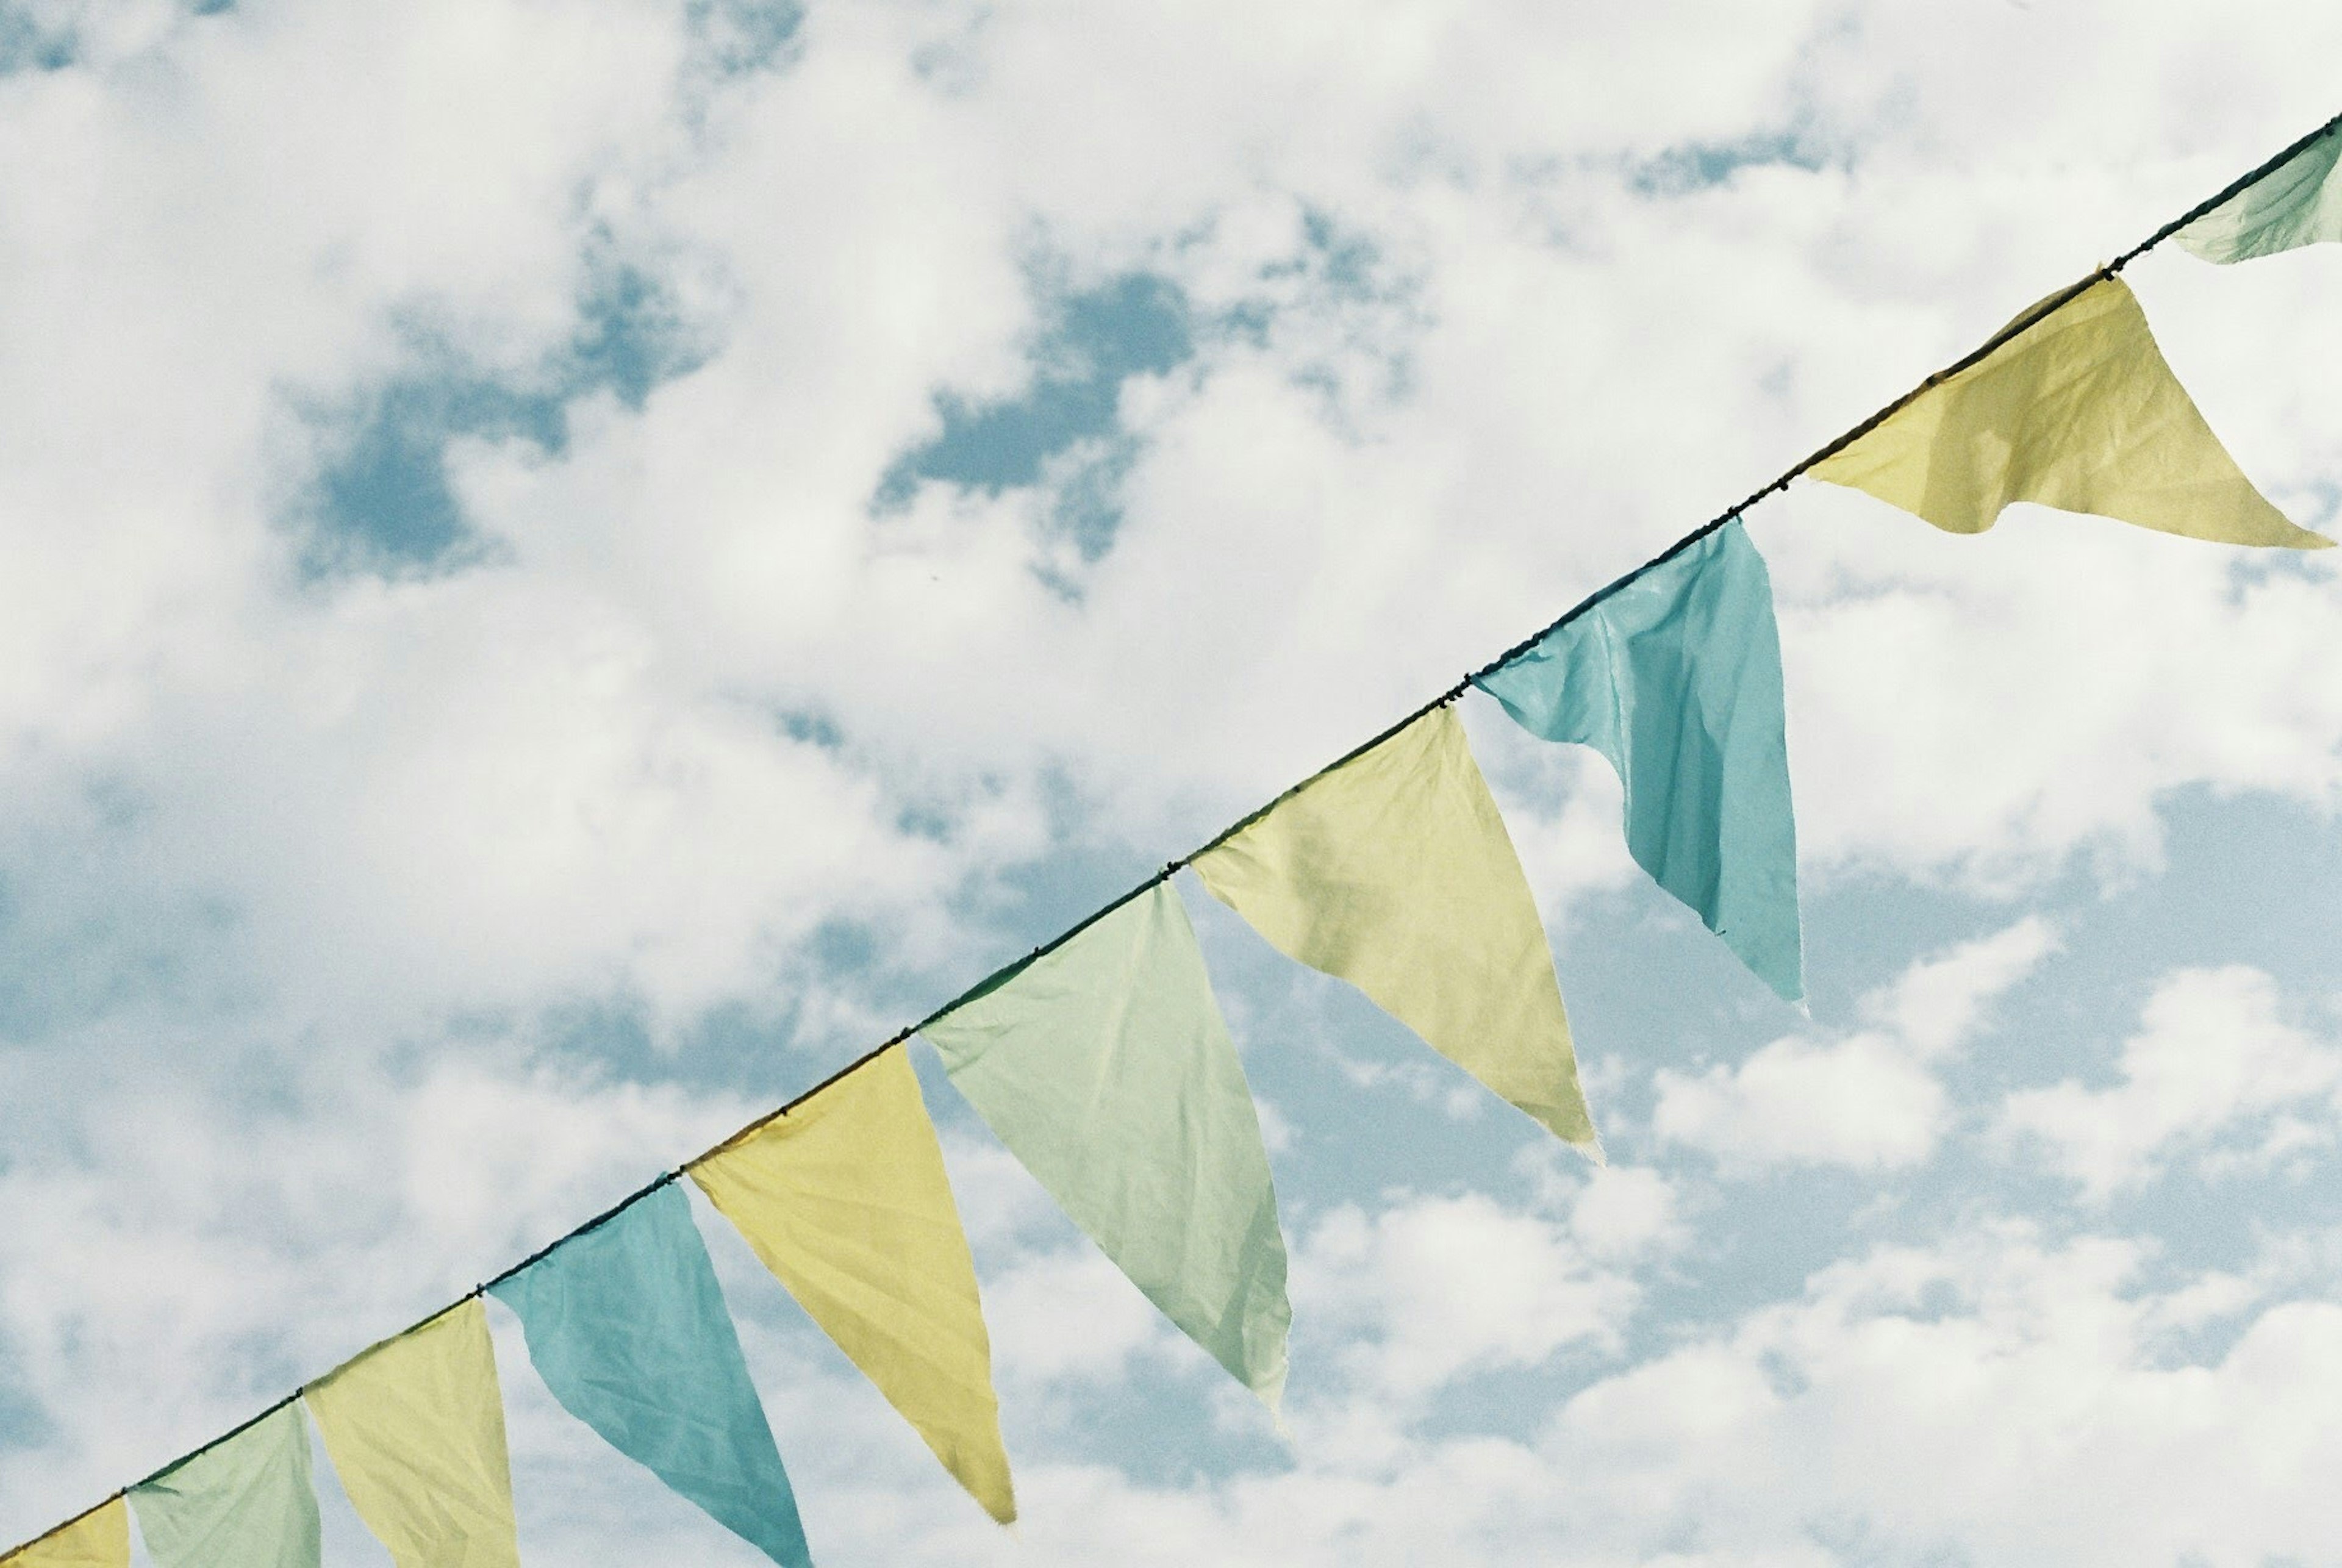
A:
[2, 1498, 127, 1568]
[1810, 276, 2329, 548]
[690, 1048, 1015, 1525]
[304, 1298, 519, 1568]
[1193, 705, 1598, 1151]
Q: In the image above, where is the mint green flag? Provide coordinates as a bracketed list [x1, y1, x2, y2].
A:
[129, 1404, 320, 1568]
[1474, 520, 1802, 1001]
[2176, 124, 2342, 263]
[923, 881, 1291, 1410]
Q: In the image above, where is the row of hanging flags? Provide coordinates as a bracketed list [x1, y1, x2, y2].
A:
[9, 113, 2342, 1568]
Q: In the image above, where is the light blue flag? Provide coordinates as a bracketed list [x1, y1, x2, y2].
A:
[489, 1182, 811, 1568]
[129, 1402, 320, 1568]
[1474, 520, 1802, 1001]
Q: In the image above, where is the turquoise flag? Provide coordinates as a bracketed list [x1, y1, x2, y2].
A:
[924, 881, 1291, 1409]
[2176, 124, 2342, 263]
[1474, 520, 1802, 1001]
[129, 1403, 320, 1568]
[489, 1183, 811, 1568]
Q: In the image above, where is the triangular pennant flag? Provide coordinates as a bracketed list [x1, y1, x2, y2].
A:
[129, 1403, 320, 1568]
[1474, 520, 1803, 1002]
[1807, 276, 2329, 548]
[2177, 125, 2342, 263]
[304, 1298, 520, 1568]
[1191, 705, 1598, 1152]
[1, 1498, 128, 1568]
[487, 1183, 811, 1568]
[690, 1050, 1016, 1524]
[923, 881, 1292, 1409]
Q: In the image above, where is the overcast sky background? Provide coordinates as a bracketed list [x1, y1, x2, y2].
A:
[3, 2, 2341, 1564]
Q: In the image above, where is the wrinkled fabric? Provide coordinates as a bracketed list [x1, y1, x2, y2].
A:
[2, 1498, 128, 1568]
[1192, 706, 1598, 1152]
[2176, 124, 2342, 263]
[305, 1298, 520, 1568]
[1809, 276, 2327, 548]
[690, 1050, 1016, 1523]
[1475, 521, 1802, 1001]
[924, 882, 1291, 1409]
[129, 1404, 320, 1568]
[488, 1184, 811, 1568]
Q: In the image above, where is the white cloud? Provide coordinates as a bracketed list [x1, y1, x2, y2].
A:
[1653, 917, 2057, 1169]
[1567, 1164, 1687, 1262]
[1654, 1029, 1948, 1170]
[1773, 509, 2342, 888]
[2002, 965, 2342, 1201]
[1472, 718, 1644, 929]
[1528, 1221, 2342, 1568]
[1295, 1192, 1636, 1408]
[1865, 914, 2058, 1058]
[976, 1247, 1174, 1392]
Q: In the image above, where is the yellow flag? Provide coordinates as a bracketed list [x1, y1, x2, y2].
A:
[1809, 276, 2329, 548]
[690, 1048, 1015, 1525]
[1193, 705, 1598, 1151]
[1, 1498, 127, 1568]
[304, 1298, 519, 1568]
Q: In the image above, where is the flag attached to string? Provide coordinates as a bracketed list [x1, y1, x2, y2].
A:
[2176, 124, 2342, 263]
[128, 1403, 320, 1568]
[690, 1049, 1016, 1524]
[1808, 276, 2329, 549]
[923, 882, 1292, 1410]
[1474, 520, 1802, 1002]
[1, 1498, 127, 1568]
[304, 1298, 520, 1568]
[1192, 705, 1599, 1153]
[487, 1183, 811, 1568]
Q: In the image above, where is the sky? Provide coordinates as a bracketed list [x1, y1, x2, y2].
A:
[2, 2, 2341, 1564]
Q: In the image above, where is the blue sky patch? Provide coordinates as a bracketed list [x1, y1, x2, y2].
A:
[0, 5, 74, 73]
[876, 271, 1194, 572]
[299, 370, 559, 576]
[773, 706, 845, 750]
[0, 0, 238, 68]
[875, 225, 1422, 588]
[1288, 209, 1383, 299]
[0, 1356, 52, 1454]
[687, 0, 803, 77]
[297, 263, 707, 578]
[1631, 129, 1828, 196]
[570, 262, 705, 410]
[1245, 207, 1422, 412]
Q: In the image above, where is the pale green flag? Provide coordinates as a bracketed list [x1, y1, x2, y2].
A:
[130, 1403, 320, 1568]
[305, 1298, 520, 1568]
[1192, 705, 1597, 1151]
[923, 881, 1291, 1409]
[2, 1498, 128, 1568]
[2176, 125, 2342, 263]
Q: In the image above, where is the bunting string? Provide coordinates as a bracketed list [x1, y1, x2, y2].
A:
[9, 101, 2342, 1568]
